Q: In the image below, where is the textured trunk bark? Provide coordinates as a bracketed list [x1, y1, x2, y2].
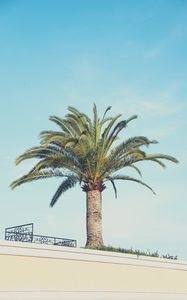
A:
[86, 190, 103, 247]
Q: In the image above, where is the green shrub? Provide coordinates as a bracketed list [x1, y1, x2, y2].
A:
[85, 245, 177, 260]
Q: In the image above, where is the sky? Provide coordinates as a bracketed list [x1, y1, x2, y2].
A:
[0, 0, 186, 259]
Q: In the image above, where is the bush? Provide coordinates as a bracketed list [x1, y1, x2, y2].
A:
[85, 245, 177, 260]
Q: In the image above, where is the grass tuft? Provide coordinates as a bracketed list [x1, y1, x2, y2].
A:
[85, 245, 177, 260]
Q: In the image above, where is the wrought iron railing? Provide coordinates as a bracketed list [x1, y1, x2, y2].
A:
[5, 223, 76, 248]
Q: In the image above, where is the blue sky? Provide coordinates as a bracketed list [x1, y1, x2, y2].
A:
[0, 0, 187, 259]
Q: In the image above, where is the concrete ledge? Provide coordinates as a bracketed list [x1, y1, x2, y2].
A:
[0, 291, 187, 300]
[0, 240, 186, 270]
[0, 241, 187, 299]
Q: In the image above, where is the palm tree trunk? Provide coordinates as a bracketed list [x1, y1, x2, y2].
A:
[86, 190, 103, 247]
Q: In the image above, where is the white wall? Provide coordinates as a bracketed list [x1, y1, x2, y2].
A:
[0, 241, 186, 299]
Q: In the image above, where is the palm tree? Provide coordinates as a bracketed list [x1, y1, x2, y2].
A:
[11, 104, 178, 247]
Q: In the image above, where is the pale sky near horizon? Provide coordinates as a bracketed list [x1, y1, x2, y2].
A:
[0, 0, 187, 259]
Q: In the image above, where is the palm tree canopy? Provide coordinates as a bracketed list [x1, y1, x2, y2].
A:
[11, 104, 178, 206]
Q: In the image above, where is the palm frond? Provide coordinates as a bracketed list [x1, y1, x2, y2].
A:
[67, 106, 82, 117]
[108, 137, 156, 161]
[106, 175, 155, 195]
[104, 115, 138, 153]
[65, 113, 85, 135]
[50, 175, 80, 207]
[126, 115, 138, 123]
[11, 169, 65, 189]
[107, 178, 118, 198]
[40, 132, 73, 146]
[145, 158, 166, 168]
[127, 165, 142, 177]
[145, 154, 179, 163]
[100, 106, 111, 124]
[101, 114, 122, 141]
[93, 103, 100, 147]
[49, 116, 71, 134]
[68, 106, 93, 132]
[15, 146, 56, 165]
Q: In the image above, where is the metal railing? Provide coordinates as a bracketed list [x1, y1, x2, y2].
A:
[5, 223, 76, 248]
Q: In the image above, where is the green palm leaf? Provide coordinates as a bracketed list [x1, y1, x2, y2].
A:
[145, 153, 178, 163]
[106, 175, 155, 195]
[50, 175, 80, 207]
[11, 169, 65, 189]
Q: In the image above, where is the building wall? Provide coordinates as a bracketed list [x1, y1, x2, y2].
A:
[0, 241, 186, 299]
